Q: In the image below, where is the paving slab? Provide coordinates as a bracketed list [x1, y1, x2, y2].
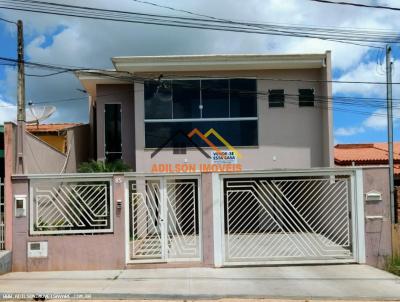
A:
[0, 265, 399, 300]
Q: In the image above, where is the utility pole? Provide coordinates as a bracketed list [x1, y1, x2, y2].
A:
[386, 45, 395, 223]
[16, 19, 25, 173]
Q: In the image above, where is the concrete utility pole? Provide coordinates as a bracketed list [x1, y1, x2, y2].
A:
[386, 45, 395, 223]
[16, 19, 25, 173]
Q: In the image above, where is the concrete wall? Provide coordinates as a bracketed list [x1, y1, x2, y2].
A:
[8, 168, 392, 271]
[363, 167, 393, 268]
[24, 130, 67, 174]
[12, 175, 126, 272]
[65, 124, 90, 172]
[96, 84, 135, 169]
[11, 173, 215, 271]
[5, 123, 90, 175]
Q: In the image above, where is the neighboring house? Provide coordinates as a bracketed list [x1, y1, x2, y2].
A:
[26, 123, 83, 154]
[5, 122, 90, 174]
[335, 143, 400, 184]
[1, 52, 394, 272]
[335, 142, 400, 221]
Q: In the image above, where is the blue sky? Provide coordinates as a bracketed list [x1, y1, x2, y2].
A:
[0, 0, 399, 144]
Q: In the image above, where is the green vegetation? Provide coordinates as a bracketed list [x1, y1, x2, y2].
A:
[78, 160, 131, 173]
[385, 255, 400, 276]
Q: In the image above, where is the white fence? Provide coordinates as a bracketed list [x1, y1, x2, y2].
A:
[30, 176, 113, 235]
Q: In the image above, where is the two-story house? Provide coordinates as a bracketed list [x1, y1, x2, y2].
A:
[4, 52, 390, 272]
[77, 53, 333, 172]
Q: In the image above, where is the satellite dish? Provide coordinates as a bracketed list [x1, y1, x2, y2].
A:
[26, 102, 56, 124]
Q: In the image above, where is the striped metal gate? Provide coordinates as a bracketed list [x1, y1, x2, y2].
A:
[223, 174, 354, 264]
[128, 177, 201, 263]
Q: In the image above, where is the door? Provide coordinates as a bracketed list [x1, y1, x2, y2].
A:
[128, 177, 201, 263]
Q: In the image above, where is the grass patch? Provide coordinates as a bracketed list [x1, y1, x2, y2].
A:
[385, 255, 400, 276]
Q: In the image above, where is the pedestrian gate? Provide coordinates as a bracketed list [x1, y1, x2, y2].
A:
[222, 174, 354, 264]
[127, 177, 201, 263]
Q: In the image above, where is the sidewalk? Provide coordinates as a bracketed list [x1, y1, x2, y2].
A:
[0, 265, 399, 300]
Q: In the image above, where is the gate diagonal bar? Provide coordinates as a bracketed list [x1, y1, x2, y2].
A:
[129, 177, 200, 262]
[30, 178, 112, 235]
[130, 180, 163, 259]
[223, 175, 353, 262]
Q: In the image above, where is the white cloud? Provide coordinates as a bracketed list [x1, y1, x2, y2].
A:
[362, 109, 388, 130]
[334, 126, 365, 137]
[2, 0, 400, 122]
[362, 108, 400, 130]
[0, 98, 16, 124]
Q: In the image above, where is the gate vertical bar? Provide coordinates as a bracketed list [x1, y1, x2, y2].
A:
[212, 173, 223, 267]
[355, 169, 366, 263]
[160, 178, 168, 260]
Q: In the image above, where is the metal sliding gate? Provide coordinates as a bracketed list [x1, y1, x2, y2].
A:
[222, 173, 355, 264]
[127, 176, 201, 263]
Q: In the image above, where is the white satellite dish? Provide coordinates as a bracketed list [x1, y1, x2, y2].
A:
[26, 102, 56, 124]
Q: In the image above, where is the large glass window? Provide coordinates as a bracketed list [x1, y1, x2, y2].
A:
[230, 79, 257, 117]
[144, 78, 258, 147]
[145, 121, 258, 148]
[173, 80, 201, 118]
[144, 80, 172, 119]
[104, 103, 122, 161]
[202, 79, 229, 118]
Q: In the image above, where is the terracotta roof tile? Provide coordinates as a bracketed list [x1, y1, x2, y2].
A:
[26, 123, 82, 133]
[335, 142, 400, 175]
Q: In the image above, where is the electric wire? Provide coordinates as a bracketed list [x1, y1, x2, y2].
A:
[0, 0, 397, 47]
[309, 0, 400, 11]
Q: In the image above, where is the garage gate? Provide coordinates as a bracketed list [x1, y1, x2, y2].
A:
[221, 173, 357, 264]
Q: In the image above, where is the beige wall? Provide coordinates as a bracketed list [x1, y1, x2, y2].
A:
[65, 124, 90, 172]
[363, 167, 393, 268]
[24, 131, 67, 174]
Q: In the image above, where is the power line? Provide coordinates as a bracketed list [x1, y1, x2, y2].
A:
[0, 15, 17, 24]
[309, 0, 400, 11]
[24, 70, 70, 77]
[130, 0, 220, 21]
[0, 0, 396, 47]
[1, 56, 399, 85]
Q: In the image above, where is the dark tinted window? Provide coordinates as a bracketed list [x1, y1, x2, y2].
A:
[173, 80, 201, 119]
[104, 103, 122, 161]
[269, 89, 284, 108]
[299, 89, 315, 107]
[202, 79, 229, 118]
[145, 120, 258, 148]
[230, 79, 257, 117]
[144, 80, 172, 119]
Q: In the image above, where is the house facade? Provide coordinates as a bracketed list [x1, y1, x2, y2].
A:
[77, 53, 333, 172]
[0, 52, 394, 272]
